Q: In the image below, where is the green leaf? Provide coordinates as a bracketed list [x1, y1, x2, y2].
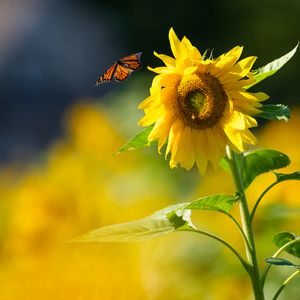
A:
[265, 257, 300, 269]
[258, 104, 290, 122]
[70, 216, 174, 243]
[186, 194, 236, 214]
[69, 203, 193, 243]
[273, 232, 300, 258]
[69, 194, 236, 243]
[273, 232, 298, 247]
[246, 43, 298, 89]
[115, 125, 154, 154]
[243, 149, 290, 189]
[275, 171, 300, 182]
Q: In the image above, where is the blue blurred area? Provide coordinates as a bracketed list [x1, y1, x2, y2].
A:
[0, 0, 132, 161]
[0, 0, 299, 162]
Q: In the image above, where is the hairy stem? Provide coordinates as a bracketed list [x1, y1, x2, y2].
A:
[227, 149, 265, 300]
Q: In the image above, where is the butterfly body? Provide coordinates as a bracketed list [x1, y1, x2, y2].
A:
[95, 52, 142, 85]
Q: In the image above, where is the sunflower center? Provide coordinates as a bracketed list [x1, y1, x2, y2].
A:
[176, 73, 228, 129]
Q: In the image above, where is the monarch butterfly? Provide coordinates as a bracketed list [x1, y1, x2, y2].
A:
[95, 52, 142, 85]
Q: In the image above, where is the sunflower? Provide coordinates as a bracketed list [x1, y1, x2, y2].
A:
[138, 28, 269, 174]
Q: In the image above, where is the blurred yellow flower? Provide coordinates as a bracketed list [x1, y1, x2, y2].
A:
[0, 103, 158, 300]
[139, 28, 269, 174]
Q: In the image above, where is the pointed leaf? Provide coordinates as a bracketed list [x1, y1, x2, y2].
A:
[265, 257, 300, 269]
[115, 125, 154, 154]
[243, 149, 290, 188]
[186, 194, 236, 214]
[69, 203, 193, 243]
[273, 232, 300, 258]
[246, 43, 298, 89]
[69, 194, 236, 243]
[275, 171, 300, 183]
[70, 217, 174, 243]
[258, 104, 290, 122]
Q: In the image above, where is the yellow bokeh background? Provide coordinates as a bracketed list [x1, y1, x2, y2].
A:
[0, 90, 299, 299]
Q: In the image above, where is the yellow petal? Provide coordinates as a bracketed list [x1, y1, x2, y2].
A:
[205, 129, 218, 167]
[150, 75, 164, 94]
[225, 46, 244, 60]
[139, 85, 176, 127]
[159, 73, 181, 88]
[244, 115, 257, 128]
[183, 66, 198, 76]
[154, 51, 176, 67]
[227, 111, 257, 130]
[169, 27, 181, 60]
[166, 118, 183, 159]
[149, 113, 175, 152]
[138, 106, 165, 126]
[231, 100, 262, 115]
[222, 77, 255, 90]
[230, 91, 269, 103]
[169, 158, 178, 169]
[195, 131, 208, 174]
[148, 66, 170, 74]
[240, 129, 257, 145]
[150, 84, 161, 95]
[229, 111, 246, 130]
[138, 92, 160, 109]
[138, 114, 155, 127]
[231, 56, 257, 77]
[223, 125, 244, 152]
[181, 36, 202, 61]
[205, 128, 224, 169]
[214, 46, 243, 70]
[255, 92, 269, 102]
[214, 136, 225, 164]
[160, 87, 177, 109]
[177, 126, 196, 170]
[218, 72, 242, 85]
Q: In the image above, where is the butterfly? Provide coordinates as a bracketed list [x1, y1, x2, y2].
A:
[95, 52, 142, 85]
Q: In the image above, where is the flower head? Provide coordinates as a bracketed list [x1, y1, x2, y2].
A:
[139, 28, 269, 174]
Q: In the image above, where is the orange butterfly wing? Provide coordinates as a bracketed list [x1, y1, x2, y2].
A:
[114, 64, 132, 82]
[95, 63, 117, 85]
[95, 52, 142, 85]
[118, 52, 142, 71]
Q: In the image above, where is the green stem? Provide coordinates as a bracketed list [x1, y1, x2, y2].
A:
[272, 269, 300, 300]
[181, 228, 250, 273]
[224, 212, 252, 251]
[227, 149, 265, 300]
[261, 239, 300, 287]
[250, 181, 279, 221]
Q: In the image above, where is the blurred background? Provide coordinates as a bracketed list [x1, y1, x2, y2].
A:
[0, 0, 299, 299]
